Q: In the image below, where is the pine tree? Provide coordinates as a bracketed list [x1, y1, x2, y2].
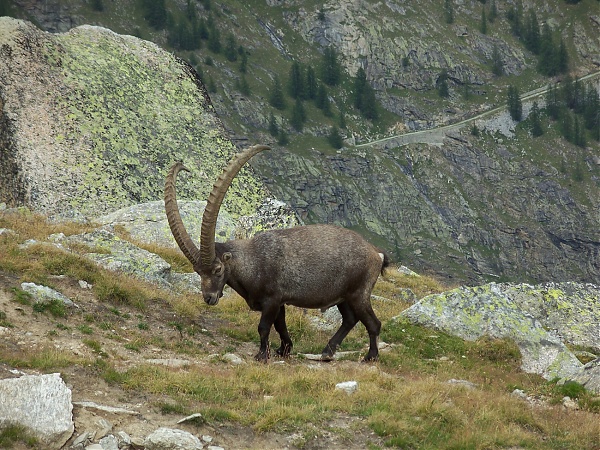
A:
[339, 110, 347, 129]
[224, 34, 238, 62]
[290, 98, 306, 131]
[561, 110, 574, 143]
[91, 0, 104, 12]
[506, 0, 523, 38]
[538, 23, 557, 76]
[507, 85, 522, 121]
[268, 112, 279, 137]
[583, 86, 600, 140]
[437, 70, 449, 98]
[305, 66, 318, 100]
[237, 76, 250, 96]
[545, 83, 561, 120]
[143, 0, 167, 30]
[288, 62, 305, 99]
[207, 18, 221, 53]
[269, 76, 286, 110]
[530, 101, 543, 137]
[353, 67, 368, 111]
[277, 129, 289, 146]
[488, 0, 497, 22]
[328, 126, 343, 149]
[524, 9, 540, 54]
[321, 47, 341, 86]
[315, 83, 329, 111]
[361, 87, 379, 120]
[491, 44, 503, 76]
[557, 37, 569, 74]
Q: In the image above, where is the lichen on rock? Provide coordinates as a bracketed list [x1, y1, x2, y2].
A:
[398, 282, 599, 380]
[0, 17, 267, 219]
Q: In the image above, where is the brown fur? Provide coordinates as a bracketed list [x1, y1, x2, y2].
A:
[165, 147, 389, 362]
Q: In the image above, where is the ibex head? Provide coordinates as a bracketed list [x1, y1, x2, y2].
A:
[164, 145, 270, 305]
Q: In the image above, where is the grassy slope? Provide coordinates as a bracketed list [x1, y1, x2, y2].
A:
[1, 210, 599, 449]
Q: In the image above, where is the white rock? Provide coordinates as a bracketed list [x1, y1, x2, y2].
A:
[0, 373, 74, 448]
[223, 353, 244, 365]
[144, 427, 204, 449]
[335, 381, 358, 394]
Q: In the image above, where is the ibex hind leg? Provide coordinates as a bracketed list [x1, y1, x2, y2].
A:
[357, 303, 381, 362]
[321, 301, 358, 361]
[274, 305, 293, 357]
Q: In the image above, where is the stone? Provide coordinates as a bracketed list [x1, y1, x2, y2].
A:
[20, 282, 76, 307]
[98, 435, 119, 450]
[0, 17, 266, 220]
[223, 353, 245, 365]
[177, 413, 205, 425]
[95, 201, 237, 248]
[144, 427, 204, 450]
[399, 283, 586, 380]
[569, 358, 600, 394]
[0, 373, 74, 448]
[335, 381, 358, 394]
[57, 229, 172, 288]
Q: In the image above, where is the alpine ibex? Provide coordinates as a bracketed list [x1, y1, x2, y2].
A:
[164, 145, 389, 362]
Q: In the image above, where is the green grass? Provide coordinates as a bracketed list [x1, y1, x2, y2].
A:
[0, 424, 38, 448]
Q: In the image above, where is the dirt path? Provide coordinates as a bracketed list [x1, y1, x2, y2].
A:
[356, 70, 600, 149]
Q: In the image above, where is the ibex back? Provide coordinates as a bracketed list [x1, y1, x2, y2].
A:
[164, 145, 389, 362]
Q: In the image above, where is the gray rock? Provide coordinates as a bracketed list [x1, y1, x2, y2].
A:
[95, 200, 237, 248]
[399, 283, 585, 380]
[57, 229, 172, 288]
[144, 427, 204, 450]
[98, 435, 119, 450]
[20, 282, 76, 307]
[0, 373, 74, 448]
[0, 17, 266, 220]
[223, 353, 245, 365]
[569, 358, 600, 394]
[236, 198, 300, 239]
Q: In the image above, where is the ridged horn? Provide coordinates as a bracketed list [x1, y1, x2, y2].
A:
[164, 162, 201, 266]
[200, 145, 271, 268]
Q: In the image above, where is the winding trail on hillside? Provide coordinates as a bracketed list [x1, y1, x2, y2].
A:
[356, 70, 600, 149]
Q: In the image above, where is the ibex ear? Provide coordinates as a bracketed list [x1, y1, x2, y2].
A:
[222, 252, 232, 263]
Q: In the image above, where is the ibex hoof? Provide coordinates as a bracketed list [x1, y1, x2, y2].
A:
[254, 352, 269, 363]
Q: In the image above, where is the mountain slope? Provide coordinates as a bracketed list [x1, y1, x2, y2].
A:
[3, 0, 600, 283]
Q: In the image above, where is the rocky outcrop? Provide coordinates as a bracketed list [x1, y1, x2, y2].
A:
[0, 18, 267, 219]
[0, 373, 74, 448]
[399, 282, 600, 384]
[253, 134, 600, 284]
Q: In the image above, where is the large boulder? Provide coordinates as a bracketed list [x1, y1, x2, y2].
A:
[0, 373, 74, 448]
[95, 200, 237, 247]
[0, 17, 266, 219]
[398, 282, 599, 380]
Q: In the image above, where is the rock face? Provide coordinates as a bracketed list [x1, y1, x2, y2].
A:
[399, 282, 600, 381]
[0, 373, 74, 448]
[0, 17, 267, 219]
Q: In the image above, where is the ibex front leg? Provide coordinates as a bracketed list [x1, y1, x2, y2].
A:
[255, 303, 280, 363]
